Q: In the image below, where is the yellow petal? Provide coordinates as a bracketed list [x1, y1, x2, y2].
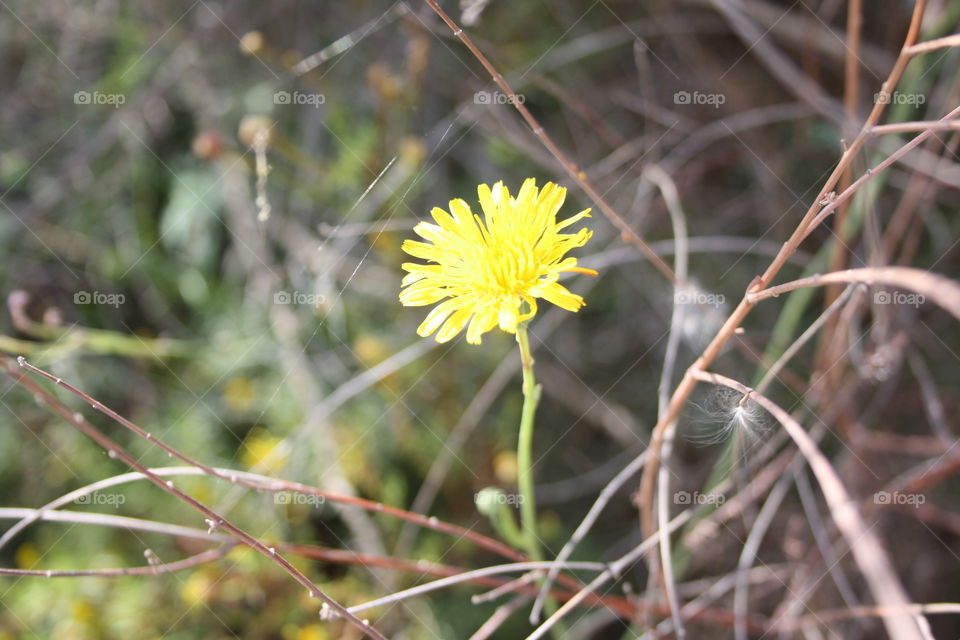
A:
[436, 308, 473, 343]
[400, 278, 447, 306]
[497, 304, 521, 334]
[416, 299, 461, 337]
[538, 282, 585, 312]
[401, 239, 441, 261]
[556, 208, 592, 230]
[566, 266, 599, 276]
[478, 183, 497, 221]
[466, 310, 498, 344]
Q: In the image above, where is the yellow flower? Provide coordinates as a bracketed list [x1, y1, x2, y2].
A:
[400, 178, 596, 344]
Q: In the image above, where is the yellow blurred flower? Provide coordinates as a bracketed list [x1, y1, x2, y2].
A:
[400, 179, 596, 344]
[223, 376, 255, 412]
[241, 428, 289, 472]
[14, 543, 39, 569]
[180, 571, 214, 607]
[70, 600, 94, 624]
[296, 624, 328, 640]
[493, 450, 518, 485]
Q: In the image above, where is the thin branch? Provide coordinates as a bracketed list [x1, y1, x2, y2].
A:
[3, 356, 388, 640]
[421, 0, 676, 283]
[645, 163, 690, 637]
[756, 284, 861, 394]
[778, 603, 960, 632]
[733, 469, 794, 640]
[528, 453, 646, 621]
[805, 105, 960, 234]
[794, 468, 860, 609]
[470, 595, 532, 640]
[0, 465, 520, 560]
[524, 512, 694, 640]
[745, 267, 960, 321]
[341, 561, 606, 617]
[903, 34, 960, 56]
[0, 546, 232, 578]
[869, 120, 960, 135]
[0, 507, 230, 543]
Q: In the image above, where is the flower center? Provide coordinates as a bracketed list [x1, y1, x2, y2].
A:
[477, 242, 538, 297]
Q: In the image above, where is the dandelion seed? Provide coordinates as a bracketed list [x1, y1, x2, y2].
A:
[400, 178, 596, 344]
[689, 386, 770, 448]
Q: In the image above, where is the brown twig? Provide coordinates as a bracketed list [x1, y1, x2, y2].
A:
[803, 104, 960, 237]
[817, 0, 863, 385]
[421, 0, 676, 283]
[2, 356, 388, 640]
[869, 120, 960, 135]
[0, 546, 233, 578]
[744, 266, 960, 321]
[903, 34, 960, 56]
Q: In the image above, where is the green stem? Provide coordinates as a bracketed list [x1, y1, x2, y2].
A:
[515, 323, 541, 561]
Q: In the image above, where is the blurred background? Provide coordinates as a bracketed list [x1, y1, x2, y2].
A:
[1, 1, 959, 638]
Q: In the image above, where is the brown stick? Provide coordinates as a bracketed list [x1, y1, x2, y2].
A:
[0, 546, 233, 578]
[2, 356, 388, 640]
[744, 266, 960, 321]
[421, 0, 676, 284]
